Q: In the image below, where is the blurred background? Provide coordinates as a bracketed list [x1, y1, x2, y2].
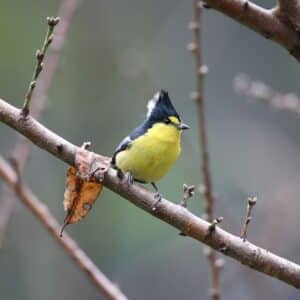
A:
[1, 0, 300, 299]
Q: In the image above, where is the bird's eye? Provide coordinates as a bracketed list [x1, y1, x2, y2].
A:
[164, 118, 171, 124]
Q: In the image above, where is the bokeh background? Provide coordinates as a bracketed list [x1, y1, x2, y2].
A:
[1, 0, 300, 299]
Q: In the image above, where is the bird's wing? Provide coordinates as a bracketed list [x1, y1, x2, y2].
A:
[111, 122, 148, 165]
[111, 136, 132, 165]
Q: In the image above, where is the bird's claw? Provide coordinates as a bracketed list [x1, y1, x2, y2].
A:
[152, 192, 162, 212]
[154, 192, 162, 200]
[126, 172, 134, 185]
[116, 169, 124, 180]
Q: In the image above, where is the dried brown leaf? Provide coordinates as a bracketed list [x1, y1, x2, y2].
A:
[60, 147, 110, 236]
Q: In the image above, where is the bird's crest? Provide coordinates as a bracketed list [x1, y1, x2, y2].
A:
[146, 91, 160, 118]
[146, 90, 180, 121]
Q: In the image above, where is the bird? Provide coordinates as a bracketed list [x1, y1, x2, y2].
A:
[112, 90, 189, 208]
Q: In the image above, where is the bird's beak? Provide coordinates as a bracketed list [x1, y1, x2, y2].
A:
[178, 122, 190, 130]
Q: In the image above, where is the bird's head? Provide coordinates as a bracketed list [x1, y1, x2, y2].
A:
[146, 90, 190, 130]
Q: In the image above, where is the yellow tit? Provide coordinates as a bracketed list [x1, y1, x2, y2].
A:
[112, 90, 189, 205]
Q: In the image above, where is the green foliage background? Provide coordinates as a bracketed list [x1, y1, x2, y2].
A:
[1, 1, 299, 299]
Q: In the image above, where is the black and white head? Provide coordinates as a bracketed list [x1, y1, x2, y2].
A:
[146, 90, 189, 130]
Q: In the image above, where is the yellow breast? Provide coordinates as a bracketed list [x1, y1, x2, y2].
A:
[115, 123, 181, 182]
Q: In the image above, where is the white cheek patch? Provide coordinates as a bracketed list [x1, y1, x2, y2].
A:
[146, 92, 160, 118]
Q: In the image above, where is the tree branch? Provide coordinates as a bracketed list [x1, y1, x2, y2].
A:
[202, 0, 300, 61]
[234, 73, 300, 115]
[276, 0, 300, 31]
[240, 196, 257, 241]
[21, 17, 60, 116]
[189, 1, 221, 299]
[0, 98, 300, 288]
[0, 0, 81, 248]
[0, 155, 128, 300]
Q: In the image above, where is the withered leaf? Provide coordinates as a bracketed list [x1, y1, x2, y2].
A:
[61, 166, 103, 235]
[60, 146, 110, 236]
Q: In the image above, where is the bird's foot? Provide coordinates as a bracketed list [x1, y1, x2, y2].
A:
[116, 168, 124, 180]
[151, 182, 162, 211]
[126, 172, 134, 186]
[152, 192, 162, 212]
[116, 169, 134, 186]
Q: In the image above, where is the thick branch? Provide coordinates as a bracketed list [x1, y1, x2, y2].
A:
[0, 98, 300, 288]
[203, 0, 300, 61]
[0, 156, 127, 300]
[277, 0, 300, 30]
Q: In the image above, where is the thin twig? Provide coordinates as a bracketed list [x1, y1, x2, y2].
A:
[1, 99, 300, 288]
[234, 73, 300, 115]
[21, 17, 60, 117]
[180, 184, 195, 208]
[0, 0, 81, 248]
[179, 184, 195, 236]
[0, 156, 128, 300]
[240, 197, 257, 241]
[188, 1, 221, 299]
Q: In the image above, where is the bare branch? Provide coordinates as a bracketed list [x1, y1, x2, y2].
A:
[0, 0, 81, 248]
[202, 0, 300, 61]
[240, 197, 257, 241]
[1, 98, 300, 288]
[189, 1, 214, 224]
[179, 184, 195, 236]
[30, 0, 81, 117]
[234, 73, 300, 115]
[0, 156, 128, 300]
[189, 1, 221, 299]
[21, 17, 60, 116]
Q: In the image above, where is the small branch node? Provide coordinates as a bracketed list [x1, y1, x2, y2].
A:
[215, 258, 225, 270]
[243, 1, 249, 10]
[81, 141, 92, 150]
[262, 30, 273, 39]
[47, 16, 60, 27]
[188, 21, 200, 31]
[198, 65, 209, 76]
[248, 196, 257, 206]
[198, 1, 211, 9]
[203, 245, 212, 257]
[57, 144, 64, 153]
[186, 42, 198, 53]
[206, 217, 223, 238]
[209, 288, 220, 298]
[240, 196, 257, 241]
[47, 34, 54, 46]
[35, 49, 44, 61]
[179, 183, 195, 208]
[219, 244, 228, 254]
[190, 91, 201, 101]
